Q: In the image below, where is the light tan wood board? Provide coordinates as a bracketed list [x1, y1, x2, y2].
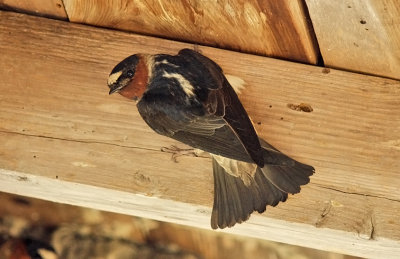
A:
[0, 12, 399, 258]
[305, 0, 400, 80]
[62, 0, 319, 64]
[0, 0, 67, 19]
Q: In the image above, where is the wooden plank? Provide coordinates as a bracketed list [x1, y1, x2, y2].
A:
[0, 0, 67, 20]
[0, 193, 358, 259]
[0, 12, 399, 258]
[305, 0, 400, 80]
[0, 169, 383, 259]
[62, 0, 319, 64]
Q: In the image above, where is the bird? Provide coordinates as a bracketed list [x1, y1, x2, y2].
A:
[107, 48, 314, 229]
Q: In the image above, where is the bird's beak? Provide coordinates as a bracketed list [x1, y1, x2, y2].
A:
[109, 86, 119, 95]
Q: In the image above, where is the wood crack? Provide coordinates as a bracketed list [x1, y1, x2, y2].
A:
[369, 214, 375, 240]
[313, 183, 400, 203]
[0, 129, 158, 152]
[315, 201, 332, 227]
[0, 129, 211, 160]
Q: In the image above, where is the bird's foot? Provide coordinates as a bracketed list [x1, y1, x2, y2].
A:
[161, 145, 201, 163]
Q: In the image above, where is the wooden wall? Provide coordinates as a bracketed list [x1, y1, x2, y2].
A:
[1, 0, 399, 79]
[61, 0, 319, 64]
[0, 0, 67, 19]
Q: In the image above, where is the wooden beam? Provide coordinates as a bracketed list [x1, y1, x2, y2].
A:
[305, 0, 400, 80]
[0, 0, 67, 20]
[0, 11, 399, 258]
[0, 192, 358, 259]
[62, 0, 319, 64]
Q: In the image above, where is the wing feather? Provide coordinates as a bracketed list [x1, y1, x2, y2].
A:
[137, 49, 263, 165]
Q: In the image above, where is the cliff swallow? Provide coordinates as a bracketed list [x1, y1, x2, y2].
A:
[108, 48, 314, 229]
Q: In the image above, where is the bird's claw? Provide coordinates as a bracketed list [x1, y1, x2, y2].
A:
[161, 145, 199, 163]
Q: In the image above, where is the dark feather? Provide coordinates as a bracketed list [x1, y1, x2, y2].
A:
[211, 139, 314, 229]
[137, 49, 264, 165]
[219, 78, 264, 166]
[179, 49, 264, 166]
[259, 139, 314, 193]
[211, 157, 288, 229]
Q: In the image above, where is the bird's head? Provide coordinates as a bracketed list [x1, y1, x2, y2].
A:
[108, 54, 150, 101]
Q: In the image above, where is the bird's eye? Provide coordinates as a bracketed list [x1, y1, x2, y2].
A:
[126, 70, 134, 77]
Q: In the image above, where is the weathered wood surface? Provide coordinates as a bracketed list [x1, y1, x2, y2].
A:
[305, 0, 400, 80]
[0, 0, 67, 19]
[0, 12, 400, 258]
[0, 192, 358, 259]
[62, 0, 319, 64]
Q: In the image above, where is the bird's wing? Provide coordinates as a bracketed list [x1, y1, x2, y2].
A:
[137, 49, 263, 165]
[137, 91, 254, 163]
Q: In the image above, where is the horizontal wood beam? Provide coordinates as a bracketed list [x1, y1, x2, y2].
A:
[0, 11, 399, 258]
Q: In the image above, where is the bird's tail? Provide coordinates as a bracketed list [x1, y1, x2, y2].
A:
[211, 139, 314, 229]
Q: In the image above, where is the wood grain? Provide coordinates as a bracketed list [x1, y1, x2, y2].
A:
[62, 0, 319, 64]
[0, 0, 67, 19]
[0, 12, 400, 258]
[305, 0, 400, 80]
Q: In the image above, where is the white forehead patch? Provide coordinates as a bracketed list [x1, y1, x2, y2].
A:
[163, 71, 194, 97]
[225, 74, 246, 94]
[144, 55, 155, 83]
[107, 71, 122, 86]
